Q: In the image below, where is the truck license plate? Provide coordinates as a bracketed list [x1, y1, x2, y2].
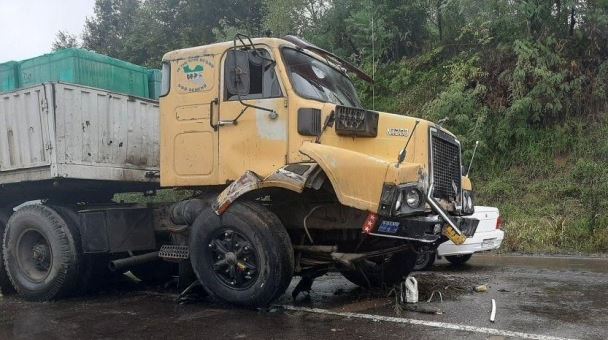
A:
[378, 220, 400, 234]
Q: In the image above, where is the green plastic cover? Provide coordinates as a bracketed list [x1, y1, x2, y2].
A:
[0, 61, 19, 93]
[147, 69, 162, 100]
[18, 48, 149, 98]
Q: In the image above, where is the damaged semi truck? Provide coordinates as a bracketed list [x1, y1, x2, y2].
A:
[0, 35, 477, 307]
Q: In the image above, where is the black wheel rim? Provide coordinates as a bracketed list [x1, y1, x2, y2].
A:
[207, 228, 259, 289]
[16, 229, 52, 282]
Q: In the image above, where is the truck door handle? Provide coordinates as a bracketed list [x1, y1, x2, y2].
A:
[209, 98, 219, 131]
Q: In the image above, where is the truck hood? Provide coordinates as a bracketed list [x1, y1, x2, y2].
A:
[320, 106, 445, 168]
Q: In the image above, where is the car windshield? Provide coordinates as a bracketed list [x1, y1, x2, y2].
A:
[281, 48, 362, 108]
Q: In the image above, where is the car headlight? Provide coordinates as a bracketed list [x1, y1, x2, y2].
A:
[405, 189, 421, 208]
[462, 190, 475, 214]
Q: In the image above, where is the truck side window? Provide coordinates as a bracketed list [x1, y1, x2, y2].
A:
[224, 49, 282, 101]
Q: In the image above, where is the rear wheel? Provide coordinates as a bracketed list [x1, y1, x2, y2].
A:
[0, 210, 15, 294]
[3, 205, 83, 301]
[189, 201, 294, 307]
[341, 251, 417, 288]
[446, 254, 473, 266]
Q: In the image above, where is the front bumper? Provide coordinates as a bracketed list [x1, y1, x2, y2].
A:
[368, 214, 479, 243]
[438, 229, 504, 256]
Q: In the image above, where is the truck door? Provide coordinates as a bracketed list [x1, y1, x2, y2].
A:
[160, 54, 220, 186]
[217, 48, 288, 180]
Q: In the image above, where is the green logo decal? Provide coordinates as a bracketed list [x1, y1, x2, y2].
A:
[184, 64, 204, 74]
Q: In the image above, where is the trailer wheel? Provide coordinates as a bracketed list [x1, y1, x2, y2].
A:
[445, 254, 472, 266]
[3, 205, 82, 301]
[190, 202, 294, 307]
[341, 251, 417, 288]
[0, 210, 15, 295]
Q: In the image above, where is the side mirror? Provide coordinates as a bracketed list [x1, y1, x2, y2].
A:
[226, 50, 251, 96]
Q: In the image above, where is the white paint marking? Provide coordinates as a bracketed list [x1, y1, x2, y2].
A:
[281, 305, 577, 340]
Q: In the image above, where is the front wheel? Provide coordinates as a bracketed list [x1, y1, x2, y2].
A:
[341, 251, 417, 288]
[189, 202, 294, 307]
[445, 254, 473, 266]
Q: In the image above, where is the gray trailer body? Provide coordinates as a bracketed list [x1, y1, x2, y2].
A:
[0, 82, 160, 204]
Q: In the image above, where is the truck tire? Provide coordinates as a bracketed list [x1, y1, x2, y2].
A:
[445, 254, 472, 266]
[3, 205, 83, 301]
[0, 210, 15, 295]
[413, 251, 436, 271]
[189, 201, 294, 307]
[341, 251, 417, 288]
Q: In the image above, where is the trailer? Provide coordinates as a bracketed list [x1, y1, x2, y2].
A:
[0, 82, 160, 205]
[0, 82, 167, 299]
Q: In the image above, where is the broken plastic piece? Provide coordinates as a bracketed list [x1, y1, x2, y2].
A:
[475, 284, 488, 293]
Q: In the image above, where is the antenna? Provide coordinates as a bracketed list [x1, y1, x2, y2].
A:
[466, 141, 480, 176]
[371, 8, 375, 110]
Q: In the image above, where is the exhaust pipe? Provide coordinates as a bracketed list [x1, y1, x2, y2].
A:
[109, 251, 159, 272]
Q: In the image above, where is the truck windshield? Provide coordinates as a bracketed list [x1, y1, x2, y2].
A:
[281, 48, 362, 108]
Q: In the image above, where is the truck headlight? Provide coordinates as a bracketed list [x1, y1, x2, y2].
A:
[405, 189, 421, 208]
[394, 191, 403, 211]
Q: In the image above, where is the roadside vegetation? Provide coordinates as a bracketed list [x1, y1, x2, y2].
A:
[73, 0, 608, 254]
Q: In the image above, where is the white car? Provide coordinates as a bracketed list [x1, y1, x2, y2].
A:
[414, 206, 504, 270]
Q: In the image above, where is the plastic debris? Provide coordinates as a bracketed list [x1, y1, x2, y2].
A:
[405, 276, 418, 303]
[490, 299, 497, 322]
[474, 284, 488, 293]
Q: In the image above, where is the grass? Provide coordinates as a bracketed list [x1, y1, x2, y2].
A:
[475, 126, 608, 255]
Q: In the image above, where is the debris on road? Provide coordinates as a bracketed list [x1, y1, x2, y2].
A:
[490, 299, 497, 322]
[475, 284, 489, 293]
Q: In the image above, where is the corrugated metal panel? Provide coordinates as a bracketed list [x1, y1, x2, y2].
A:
[0, 82, 159, 186]
[0, 85, 51, 171]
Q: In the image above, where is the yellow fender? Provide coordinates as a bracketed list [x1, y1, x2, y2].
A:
[300, 142, 392, 212]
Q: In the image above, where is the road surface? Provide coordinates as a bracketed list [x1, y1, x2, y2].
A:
[1, 255, 607, 339]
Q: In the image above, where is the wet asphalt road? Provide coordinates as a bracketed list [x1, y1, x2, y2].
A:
[1, 254, 607, 340]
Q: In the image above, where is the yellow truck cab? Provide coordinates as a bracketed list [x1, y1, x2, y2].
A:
[159, 34, 477, 306]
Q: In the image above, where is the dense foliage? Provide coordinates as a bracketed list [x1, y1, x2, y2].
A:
[58, 0, 608, 253]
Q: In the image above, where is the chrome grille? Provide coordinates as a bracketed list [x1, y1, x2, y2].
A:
[431, 133, 461, 200]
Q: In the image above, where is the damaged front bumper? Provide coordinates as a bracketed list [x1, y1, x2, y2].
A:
[367, 214, 479, 244]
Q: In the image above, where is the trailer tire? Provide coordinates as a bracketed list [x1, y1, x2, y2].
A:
[190, 202, 294, 307]
[3, 205, 82, 301]
[0, 210, 15, 295]
[445, 254, 472, 266]
[341, 251, 417, 288]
